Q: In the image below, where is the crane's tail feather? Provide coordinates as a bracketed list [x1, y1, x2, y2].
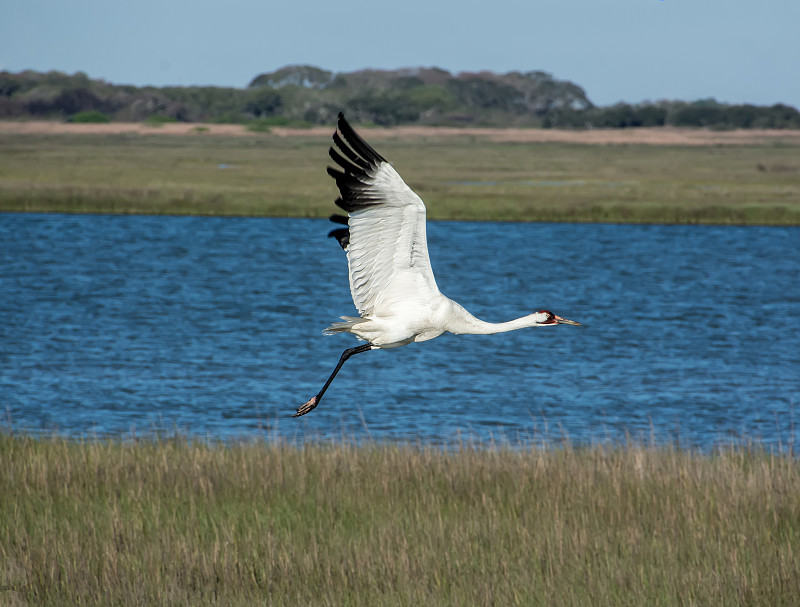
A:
[323, 316, 366, 336]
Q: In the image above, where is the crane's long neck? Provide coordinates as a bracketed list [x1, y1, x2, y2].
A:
[445, 300, 545, 335]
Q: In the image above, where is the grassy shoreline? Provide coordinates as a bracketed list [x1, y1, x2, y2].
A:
[2, 434, 799, 605]
[1, 132, 799, 225]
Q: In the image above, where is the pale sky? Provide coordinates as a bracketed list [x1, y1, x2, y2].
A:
[2, 0, 798, 108]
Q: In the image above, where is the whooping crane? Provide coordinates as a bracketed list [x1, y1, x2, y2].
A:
[294, 113, 581, 417]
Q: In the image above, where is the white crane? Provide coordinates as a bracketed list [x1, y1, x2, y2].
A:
[295, 113, 581, 417]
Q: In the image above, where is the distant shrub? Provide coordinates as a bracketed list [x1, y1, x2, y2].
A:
[144, 114, 179, 126]
[246, 117, 313, 132]
[210, 112, 249, 124]
[69, 110, 110, 123]
[246, 120, 272, 133]
[258, 115, 290, 126]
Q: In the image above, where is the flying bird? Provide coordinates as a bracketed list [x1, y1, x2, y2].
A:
[295, 113, 581, 417]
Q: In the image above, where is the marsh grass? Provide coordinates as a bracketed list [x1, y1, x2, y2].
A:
[2, 434, 799, 605]
[1, 133, 799, 224]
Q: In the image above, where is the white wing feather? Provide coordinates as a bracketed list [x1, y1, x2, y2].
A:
[347, 164, 439, 315]
[327, 115, 441, 317]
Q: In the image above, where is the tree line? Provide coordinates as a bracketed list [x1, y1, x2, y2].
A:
[1, 65, 798, 129]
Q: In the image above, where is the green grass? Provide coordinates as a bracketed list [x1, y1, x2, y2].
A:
[1, 132, 799, 223]
[1, 434, 799, 605]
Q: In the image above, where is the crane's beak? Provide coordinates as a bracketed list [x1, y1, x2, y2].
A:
[555, 315, 582, 326]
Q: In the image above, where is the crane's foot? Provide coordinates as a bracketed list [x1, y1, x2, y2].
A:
[293, 395, 319, 417]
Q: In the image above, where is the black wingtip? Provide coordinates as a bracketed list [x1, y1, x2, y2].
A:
[328, 228, 349, 250]
[335, 113, 387, 165]
[327, 214, 349, 249]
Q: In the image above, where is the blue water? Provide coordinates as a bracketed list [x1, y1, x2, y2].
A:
[2, 214, 799, 449]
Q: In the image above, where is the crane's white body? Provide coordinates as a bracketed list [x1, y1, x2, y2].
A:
[324, 125, 558, 349]
[294, 114, 579, 417]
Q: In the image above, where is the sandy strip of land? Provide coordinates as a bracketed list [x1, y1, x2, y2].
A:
[2, 120, 800, 146]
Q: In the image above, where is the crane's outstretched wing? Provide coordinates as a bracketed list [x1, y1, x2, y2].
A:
[326, 113, 440, 316]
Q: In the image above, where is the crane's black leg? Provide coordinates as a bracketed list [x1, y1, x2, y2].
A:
[294, 344, 374, 417]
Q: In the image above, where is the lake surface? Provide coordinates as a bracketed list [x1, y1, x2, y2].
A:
[2, 214, 798, 450]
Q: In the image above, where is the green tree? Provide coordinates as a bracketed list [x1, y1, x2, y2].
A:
[244, 88, 283, 118]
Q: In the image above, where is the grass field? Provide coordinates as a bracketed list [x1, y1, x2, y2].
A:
[1, 434, 799, 605]
[1, 129, 799, 224]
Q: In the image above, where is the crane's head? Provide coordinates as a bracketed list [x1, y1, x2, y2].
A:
[536, 310, 582, 326]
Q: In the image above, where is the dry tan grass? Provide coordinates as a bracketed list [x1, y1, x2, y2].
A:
[3, 120, 800, 146]
[2, 435, 799, 605]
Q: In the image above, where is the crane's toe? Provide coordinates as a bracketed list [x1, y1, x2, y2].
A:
[293, 395, 320, 417]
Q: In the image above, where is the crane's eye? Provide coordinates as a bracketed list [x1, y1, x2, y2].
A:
[537, 310, 557, 324]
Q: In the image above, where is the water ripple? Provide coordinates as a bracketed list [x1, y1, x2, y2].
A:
[1, 214, 798, 449]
